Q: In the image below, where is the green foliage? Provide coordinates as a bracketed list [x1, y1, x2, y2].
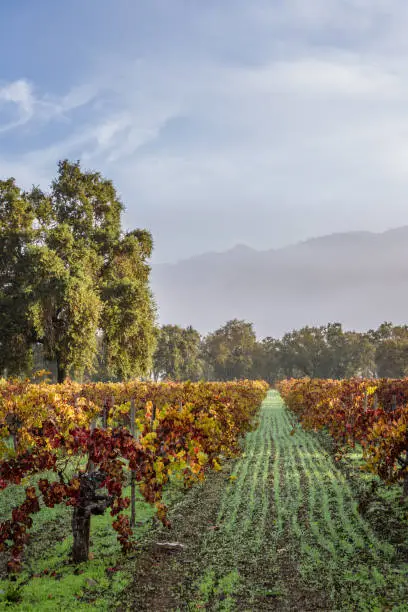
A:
[195, 319, 408, 382]
[199, 321, 381, 382]
[193, 569, 239, 611]
[101, 232, 156, 380]
[0, 160, 156, 382]
[203, 319, 256, 380]
[0, 481, 156, 611]
[153, 324, 203, 381]
[373, 325, 408, 377]
[0, 179, 36, 376]
[255, 323, 377, 382]
[271, 391, 408, 610]
[185, 392, 407, 609]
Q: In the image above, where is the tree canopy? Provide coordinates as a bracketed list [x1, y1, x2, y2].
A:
[0, 160, 156, 382]
[372, 324, 408, 378]
[153, 324, 203, 381]
[255, 323, 377, 382]
[203, 319, 257, 380]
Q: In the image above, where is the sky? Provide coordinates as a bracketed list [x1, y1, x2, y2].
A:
[1, 0, 408, 263]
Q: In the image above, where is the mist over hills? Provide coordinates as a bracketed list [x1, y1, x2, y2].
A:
[150, 227, 408, 338]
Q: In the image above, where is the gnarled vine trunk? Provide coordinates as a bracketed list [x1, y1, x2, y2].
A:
[71, 472, 110, 563]
[404, 474, 408, 498]
[72, 503, 92, 562]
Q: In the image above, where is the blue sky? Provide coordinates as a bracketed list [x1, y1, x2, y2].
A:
[1, 0, 408, 262]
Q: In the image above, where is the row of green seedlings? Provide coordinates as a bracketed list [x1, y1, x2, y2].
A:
[282, 402, 395, 607]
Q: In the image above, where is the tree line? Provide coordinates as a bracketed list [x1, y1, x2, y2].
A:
[152, 320, 408, 382]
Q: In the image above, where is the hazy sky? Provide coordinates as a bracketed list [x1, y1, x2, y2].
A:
[1, 0, 408, 262]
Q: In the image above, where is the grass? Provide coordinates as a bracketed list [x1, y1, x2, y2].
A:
[269, 391, 408, 610]
[182, 392, 287, 610]
[0, 483, 156, 610]
[183, 391, 408, 610]
[0, 472, 187, 611]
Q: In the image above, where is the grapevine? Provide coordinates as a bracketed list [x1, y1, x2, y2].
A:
[0, 380, 268, 571]
[277, 378, 408, 492]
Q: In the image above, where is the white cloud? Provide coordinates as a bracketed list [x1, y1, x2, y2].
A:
[0, 78, 99, 134]
[4, 1, 408, 260]
[0, 79, 35, 131]
[0, 79, 33, 112]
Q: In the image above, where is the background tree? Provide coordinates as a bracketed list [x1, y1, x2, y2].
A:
[256, 323, 377, 381]
[374, 324, 408, 377]
[326, 322, 349, 378]
[0, 160, 156, 382]
[203, 319, 256, 380]
[325, 323, 375, 378]
[153, 324, 203, 381]
[181, 326, 204, 381]
[343, 331, 376, 378]
[252, 337, 283, 383]
[278, 326, 331, 378]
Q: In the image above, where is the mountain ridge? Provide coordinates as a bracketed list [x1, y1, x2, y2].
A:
[150, 226, 408, 337]
[155, 227, 408, 267]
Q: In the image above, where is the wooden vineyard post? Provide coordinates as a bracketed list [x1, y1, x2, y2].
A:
[5, 414, 21, 452]
[404, 447, 408, 497]
[102, 398, 108, 429]
[404, 409, 408, 497]
[347, 394, 354, 445]
[391, 394, 397, 413]
[373, 393, 378, 410]
[404, 444, 408, 497]
[363, 391, 368, 413]
[351, 394, 356, 446]
[130, 399, 136, 527]
[151, 402, 157, 429]
[341, 401, 347, 445]
[89, 418, 96, 472]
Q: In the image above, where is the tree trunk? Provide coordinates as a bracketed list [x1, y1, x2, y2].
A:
[404, 449, 408, 498]
[57, 359, 67, 384]
[71, 472, 110, 563]
[72, 504, 91, 563]
[403, 474, 408, 498]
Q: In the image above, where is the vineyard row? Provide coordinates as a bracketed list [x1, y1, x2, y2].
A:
[0, 379, 268, 571]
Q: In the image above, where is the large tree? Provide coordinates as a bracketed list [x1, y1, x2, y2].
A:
[0, 160, 156, 382]
[0, 179, 36, 376]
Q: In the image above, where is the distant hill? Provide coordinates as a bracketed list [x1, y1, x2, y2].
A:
[150, 227, 408, 337]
